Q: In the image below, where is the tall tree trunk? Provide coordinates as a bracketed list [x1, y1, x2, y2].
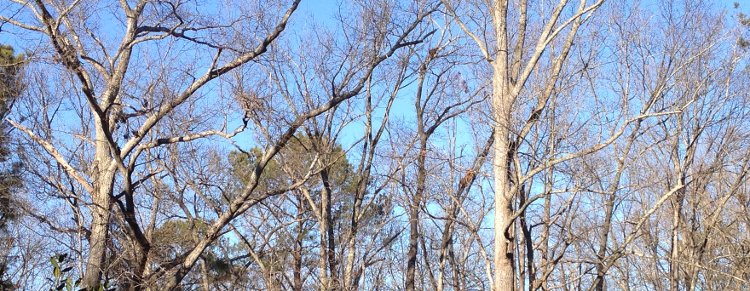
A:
[539, 176, 552, 291]
[83, 202, 110, 288]
[294, 193, 304, 291]
[437, 214, 454, 291]
[492, 94, 515, 291]
[491, 0, 516, 289]
[405, 203, 420, 291]
[593, 188, 616, 291]
[343, 190, 362, 291]
[406, 163, 424, 291]
[320, 167, 336, 290]
[343, 162, 372, 291]
[594, 189, 616, 291]
[82, 123, 115, 288]
[668, 113, 690, 291]
[406, 55, 432, 291]
[405, 143, 426, 291]
[669, 196, 681, 291]
[319, 195, 328, 291]
[492, 14, 515, 291]
[519, 185, 534, 290]
[669, 177, 686, 291]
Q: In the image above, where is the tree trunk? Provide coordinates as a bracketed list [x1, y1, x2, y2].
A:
[406, 128, 429, 291]
[343, 166, 371, 291]
[519, 186, 534, 290]
[405, 181, 421, 291]
[200, 258, 211, 291]
[539, 176, 552, 291]
[343, 194, 362, 291]
[436, 215, 454, 291]
[669, 198, 680, 291]
[320, 166, 337, 291]
[82, 197, 110, 288]
[669, 187, 685, 291]
[82, 124, 115, 289]
[492, 96, 515, 291]
[491, 0, 515, 289]
[294, 196, 304, 291]
[324, 168, 337, 289]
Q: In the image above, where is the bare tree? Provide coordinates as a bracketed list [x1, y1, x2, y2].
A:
[3, 0, 750, 290]
[0, 0, 435, 289]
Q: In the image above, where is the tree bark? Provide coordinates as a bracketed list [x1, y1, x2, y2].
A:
[492, 87, 515, 291]
[82, 123, 115, 289]
[294, 199, 304, 291]
[492, 1, 515, 289]
[320, 167, 336, 290]
[405, 143, 426, 291]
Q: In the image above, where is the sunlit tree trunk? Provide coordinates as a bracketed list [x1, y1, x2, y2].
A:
[82, 122, 115, 288]
[491, 2, 515, 288]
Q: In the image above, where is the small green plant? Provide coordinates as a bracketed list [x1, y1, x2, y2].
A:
[47, 254, 113, 291]
[48, 253, 78, 291]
